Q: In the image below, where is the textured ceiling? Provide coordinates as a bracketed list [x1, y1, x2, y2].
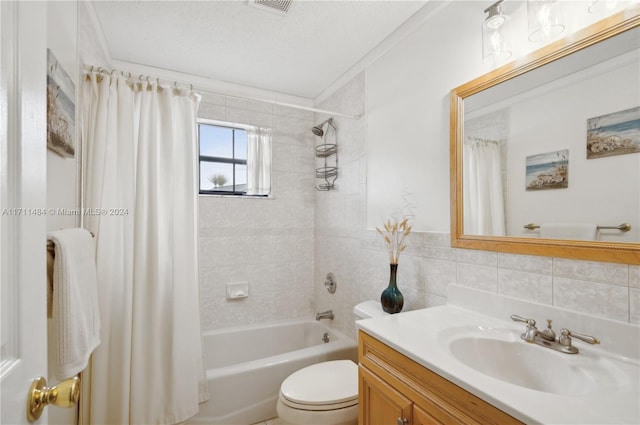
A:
[93, 0, 428, 99]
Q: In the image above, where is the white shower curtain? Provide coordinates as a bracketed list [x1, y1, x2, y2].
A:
[82, 73, 208, 424]
[246, 127, 272, 196]
[463, 139, 506, 236]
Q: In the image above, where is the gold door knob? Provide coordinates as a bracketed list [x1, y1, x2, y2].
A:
[27, 376, 80, 422]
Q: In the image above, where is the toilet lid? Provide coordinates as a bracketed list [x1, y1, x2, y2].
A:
[280, 360, 358, 409]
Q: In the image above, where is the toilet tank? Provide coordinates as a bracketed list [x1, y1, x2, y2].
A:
[353, 301, 387, 320]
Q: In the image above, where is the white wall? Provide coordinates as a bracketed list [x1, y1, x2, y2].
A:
[78, 2, 112, 72]
[367, 1, 491, 232]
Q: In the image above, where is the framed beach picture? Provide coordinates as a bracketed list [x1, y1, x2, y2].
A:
[47, 49, 75, 158]
[526, 150, 568, 191]
[587, 106, 640, 159]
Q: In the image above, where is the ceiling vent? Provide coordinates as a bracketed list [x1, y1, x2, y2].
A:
[249, 0, 292, 16]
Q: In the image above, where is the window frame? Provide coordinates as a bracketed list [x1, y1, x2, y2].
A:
[198, 118, 253, 196]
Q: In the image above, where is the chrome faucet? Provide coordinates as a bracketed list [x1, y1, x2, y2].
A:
[511, 314, 600, 354]
[316, 309, 334, 321]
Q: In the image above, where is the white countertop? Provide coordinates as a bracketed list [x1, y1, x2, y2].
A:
[356, 304, 640, 425]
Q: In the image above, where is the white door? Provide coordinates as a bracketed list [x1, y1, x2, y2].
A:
[1, 1, 49, 424]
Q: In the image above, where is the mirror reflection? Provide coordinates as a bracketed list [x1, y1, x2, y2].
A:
[463, 25, 640, 243]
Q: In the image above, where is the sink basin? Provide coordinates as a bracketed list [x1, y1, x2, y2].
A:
[445, 327, 629, 396]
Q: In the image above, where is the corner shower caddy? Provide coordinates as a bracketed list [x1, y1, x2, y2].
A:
[314, 119, 338, 191]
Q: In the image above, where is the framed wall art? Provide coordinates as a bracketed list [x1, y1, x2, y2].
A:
[587, 106, 640, 159]
[47, 48, 75, 158]
[526, 149, 569, 191]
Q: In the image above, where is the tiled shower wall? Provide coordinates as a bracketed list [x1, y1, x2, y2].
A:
[313, 72, 640, 340]
[198, 93, 316, 330]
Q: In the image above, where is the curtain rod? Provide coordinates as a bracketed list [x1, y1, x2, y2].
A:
[82, 64, 361, 120]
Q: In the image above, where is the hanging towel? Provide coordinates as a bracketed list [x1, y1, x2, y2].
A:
[539, 223, 598, 241]
[48, 228, 101, 380]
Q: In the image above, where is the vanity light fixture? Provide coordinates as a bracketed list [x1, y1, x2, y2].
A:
[527, 0, 565, 43]
[482, 0, 513, 64]
[588, 0, 618, 14]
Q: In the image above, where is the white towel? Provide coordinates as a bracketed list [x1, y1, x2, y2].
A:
[48, 228, 101, 380]
[539, 223, 597, 241]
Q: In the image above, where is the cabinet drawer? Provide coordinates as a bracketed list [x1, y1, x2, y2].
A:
[358, 331, 522, 425]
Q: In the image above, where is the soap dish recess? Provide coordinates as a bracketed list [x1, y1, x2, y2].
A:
[226, 282, 249, 300]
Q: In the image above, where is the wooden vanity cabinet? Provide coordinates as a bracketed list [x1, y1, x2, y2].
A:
[358, 331, 523, 425]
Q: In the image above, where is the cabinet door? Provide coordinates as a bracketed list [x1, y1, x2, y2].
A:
[359, 365, 412, 425]
[413, 404, 445, 425]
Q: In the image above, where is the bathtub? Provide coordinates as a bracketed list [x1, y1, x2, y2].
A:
[189, 319, 357, 425]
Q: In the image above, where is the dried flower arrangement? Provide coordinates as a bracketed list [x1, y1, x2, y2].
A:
[376, 217, 412, 265]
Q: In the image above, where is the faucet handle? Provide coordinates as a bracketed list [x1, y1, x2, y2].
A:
[557, 328, 600, 353]
[511, 315, 536, 327]
[511, 315, 539, 343]
[324, 273, 337, 294]
[560, 328, 600, 345]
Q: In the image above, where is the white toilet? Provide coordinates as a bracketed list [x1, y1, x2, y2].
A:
[276, 301, 387, 425]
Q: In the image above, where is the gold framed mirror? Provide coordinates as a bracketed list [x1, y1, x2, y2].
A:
[450, 5, 640, 265]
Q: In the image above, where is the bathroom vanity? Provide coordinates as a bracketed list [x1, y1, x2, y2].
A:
[358, 330, 521, 424]
[356, 286, 640, 425]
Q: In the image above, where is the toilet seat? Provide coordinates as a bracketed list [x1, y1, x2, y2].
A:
[279, 360, 358, 412]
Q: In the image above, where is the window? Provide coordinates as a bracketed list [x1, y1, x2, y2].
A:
[198, 120, 249, 195]
[198, 119, 272, 196]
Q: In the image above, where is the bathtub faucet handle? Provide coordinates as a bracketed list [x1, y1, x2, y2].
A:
[324, 273, 337, 294]
[315, 310, 334, 321]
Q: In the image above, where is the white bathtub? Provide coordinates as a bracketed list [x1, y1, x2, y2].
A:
[189, 319, 357, 425]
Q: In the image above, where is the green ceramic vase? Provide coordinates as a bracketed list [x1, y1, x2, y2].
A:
[380, 264, 404, 314]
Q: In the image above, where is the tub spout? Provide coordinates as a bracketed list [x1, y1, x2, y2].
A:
[316, 310, 334, 320]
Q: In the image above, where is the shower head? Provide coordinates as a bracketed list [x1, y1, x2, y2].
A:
[312, 118, 333, 137]
[311, 126, 324, 137]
